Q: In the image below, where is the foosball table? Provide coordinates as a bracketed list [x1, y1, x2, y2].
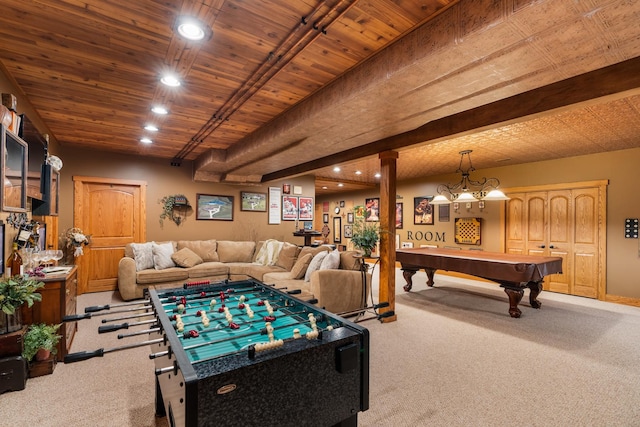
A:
[66, 279, 369, 427]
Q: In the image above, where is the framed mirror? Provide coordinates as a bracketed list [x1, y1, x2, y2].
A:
[1, 125, 28, 212]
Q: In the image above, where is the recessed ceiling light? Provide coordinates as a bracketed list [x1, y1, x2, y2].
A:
[355, 171, 362, 175]
[337, 183, 344, 187]
[333, 166, 341, 172]
[322, 186, 328, 189]
[160, 74, 181, 87]
[151, 106, 168, 115]
[175, 16, 210, 41]
[374, 173, 381, 178]
[144, 124, 159, 132]
[140, 137, 153, 144]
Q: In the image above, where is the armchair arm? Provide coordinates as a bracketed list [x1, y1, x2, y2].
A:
[309, 269, 371, 313]
[118, 257, 142, 301]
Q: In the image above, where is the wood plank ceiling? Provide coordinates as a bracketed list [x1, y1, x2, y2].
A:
[0, 0, 639, 195]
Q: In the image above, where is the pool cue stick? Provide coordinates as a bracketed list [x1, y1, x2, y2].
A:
[98, 318, 157, 334]
[84, 300, 150, 313]
[63, 338, 164, 363]
[337, 301, 390, 317]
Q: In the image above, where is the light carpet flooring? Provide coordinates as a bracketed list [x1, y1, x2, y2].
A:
[2, 267, 640, 426]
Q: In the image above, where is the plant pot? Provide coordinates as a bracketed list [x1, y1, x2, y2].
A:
[35, 348, 51, 362]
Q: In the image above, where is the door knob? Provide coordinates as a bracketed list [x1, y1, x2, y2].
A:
[549, 245, 556, 249]
[538, 245, 545, 248]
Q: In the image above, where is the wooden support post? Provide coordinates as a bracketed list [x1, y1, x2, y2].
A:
[378, 151, 398, 322]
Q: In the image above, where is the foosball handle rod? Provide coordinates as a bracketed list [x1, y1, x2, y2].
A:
[85, 300, 150, 313]
[377, 310, 395, 321]
[98, 319, 156, 334]
[64, 338, 164, 364]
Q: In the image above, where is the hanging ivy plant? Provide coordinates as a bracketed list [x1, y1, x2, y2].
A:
[160, 194, 190, 226]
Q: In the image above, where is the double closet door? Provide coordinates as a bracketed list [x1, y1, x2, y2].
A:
[505, 181, 607, 299]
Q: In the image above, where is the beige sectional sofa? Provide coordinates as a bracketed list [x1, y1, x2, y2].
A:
[117, 239, 371, 314]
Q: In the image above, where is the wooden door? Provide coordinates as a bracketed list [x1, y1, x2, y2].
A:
[73, 176, 146, 294]
[571, 187, 600, 298]
[546, 190, 571, 294]
[504, 181, 606, 299]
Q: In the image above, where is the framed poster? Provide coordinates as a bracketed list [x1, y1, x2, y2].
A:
[196, 194, 233, 221]
[268, 187, 281, 224]
[414, 196, 434, 225]
[439, 204, 450, 222]
[333, 216, 341, 243]
[240, 191, 266, 212]
[347, 212, 354, 223]
[344, 224, 353, 238]
[396, 202, 403, 229]
[365, 197, 379, 222]
[282, 196, 298, 220]
[298, 196, 313, 220]
[323, 213, 329, 223]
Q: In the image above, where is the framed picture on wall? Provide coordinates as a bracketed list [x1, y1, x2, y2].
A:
[396, 202, 403, 229]
[196, 194, 234, 220]
[333, 216, 342, 242]
[365, 197, 380, 222]
[298, 197, 313, 220]
[323, 213, 329, 223]
[240, 191, 267, 212]
[439, 204, 450, 222]
[347, 212, 354, 223]
[414, 196, 434, 225]
[282, 196, 298, 220]
[344, 224, 353, 238]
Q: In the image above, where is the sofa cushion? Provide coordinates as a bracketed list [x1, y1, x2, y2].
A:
[136, 267, 188, 285]
[177, 240, 218, 262]
[275, 242, 300, 271]
[298, 245, 330, 260]
[227, 263, 286, 281]
[131, 242, 154, 271]
[217, 241, 256, 263]
[152, 242, 176, 270]
[319, 249, 340, 270]
[339, 251, 362, 271]
[305, 251, 328, 282]
[290, 253, 312, 279]
[187, 262, 229, 279]
[171, 247, 203, 268]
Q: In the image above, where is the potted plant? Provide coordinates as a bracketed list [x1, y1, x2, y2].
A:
[0, 275, 45, 334]
[22, 323, 62, 362]
[159, 194, 191, 226]
[350, 206, 380, 257]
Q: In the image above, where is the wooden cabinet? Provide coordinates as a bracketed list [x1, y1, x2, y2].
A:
[20, 266, 78, 358]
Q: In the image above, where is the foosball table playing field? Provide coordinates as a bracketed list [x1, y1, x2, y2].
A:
[64, 279, 370, 427]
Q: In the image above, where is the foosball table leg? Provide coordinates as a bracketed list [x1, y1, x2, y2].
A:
[155, 376, 166, 417]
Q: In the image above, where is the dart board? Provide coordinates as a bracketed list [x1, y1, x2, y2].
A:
[454, 217, 481, 245]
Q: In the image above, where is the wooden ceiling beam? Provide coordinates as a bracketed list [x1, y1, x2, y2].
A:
[262, 55, 640, 183]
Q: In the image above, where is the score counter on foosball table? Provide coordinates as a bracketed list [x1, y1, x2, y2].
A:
[148, 279, 369, 427]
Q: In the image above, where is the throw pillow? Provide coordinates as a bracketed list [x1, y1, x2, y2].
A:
[275, 242, 300, 271]
[177, 240, 218, 262]
[319, 248, 340, 270]
[305, 251, 328, 282]
[152, 242, 176, 270]
[171, 247, 203, 268]
[131, 242, 154, 272]
[290, 253, 312, 279]
[254, 239, 283, 266]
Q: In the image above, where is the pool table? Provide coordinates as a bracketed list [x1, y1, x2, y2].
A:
[396, 247, 563, 318]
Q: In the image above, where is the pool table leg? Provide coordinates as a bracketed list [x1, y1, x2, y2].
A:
[402, 268, 417, 291]
[502, 287, 524, 318]
[527, 280, 543, 309]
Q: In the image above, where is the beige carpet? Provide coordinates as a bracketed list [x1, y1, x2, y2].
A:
[2, 269, 640, 426]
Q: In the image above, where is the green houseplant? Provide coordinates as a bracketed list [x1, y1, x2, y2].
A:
[350, 206, 380, 257]
[0, 275, 45, 334]
[159, 194, 191, 226]
[22, 323, 62, 362]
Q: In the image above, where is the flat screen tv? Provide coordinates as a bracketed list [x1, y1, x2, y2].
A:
[18, 114, 48, 201]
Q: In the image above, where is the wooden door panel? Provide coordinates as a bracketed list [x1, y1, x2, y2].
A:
[573, 251, 598, 298]
[546, 248, 570, 293]
[505, 193, 525, 255]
